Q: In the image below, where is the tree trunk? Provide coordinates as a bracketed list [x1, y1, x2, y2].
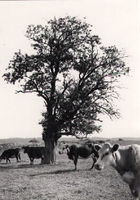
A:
[42, 137, 56, 164]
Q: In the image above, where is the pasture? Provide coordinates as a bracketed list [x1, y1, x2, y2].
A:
[0, 137, 140, 200]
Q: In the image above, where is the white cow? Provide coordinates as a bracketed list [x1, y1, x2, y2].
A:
[95, 143, 140, 200]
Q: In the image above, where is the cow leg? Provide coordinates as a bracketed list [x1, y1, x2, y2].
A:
[40, 158, 43, 165]
[6, 158, 10, 163]
[74, 156, 78, 170]
[18, 154, 21, 161]
[30, 158, 34, 165]
[90, 157, 97, 170]
[40, 155, 44, 164]
[16, 155, 19, 162]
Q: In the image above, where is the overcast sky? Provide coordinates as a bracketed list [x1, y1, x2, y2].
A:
[0, 0, 139, 139]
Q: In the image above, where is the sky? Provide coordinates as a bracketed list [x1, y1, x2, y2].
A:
[0, 0, 140, 139]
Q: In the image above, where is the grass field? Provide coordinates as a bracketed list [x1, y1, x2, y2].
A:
[0, 137, 140, 200]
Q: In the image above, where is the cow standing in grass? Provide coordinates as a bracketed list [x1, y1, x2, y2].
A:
[65, 143, 101, 170]
[0, 148, 21, 163]
[23, 146, 45, 164]
[95, 143, 140, 200]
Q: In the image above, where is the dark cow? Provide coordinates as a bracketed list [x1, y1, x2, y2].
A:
[0, 148, 21, 163]
[65, 143, 101, 170]
[23, 146, 45, 164]
[95, 143, 140, 200]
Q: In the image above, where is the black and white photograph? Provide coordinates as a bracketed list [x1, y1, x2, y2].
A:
[0, 0, 140, 199]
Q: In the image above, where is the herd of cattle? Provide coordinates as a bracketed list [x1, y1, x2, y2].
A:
[0, 143, 100, 167]
[0, 142, 140, 200]
[0, 146, 45, 165]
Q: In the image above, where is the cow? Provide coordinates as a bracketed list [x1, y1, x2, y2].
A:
[22, 146, 45, 164]
[94, 143, 140, 200]
[0, 148, 21, 163]
[65, 143, 101, 170]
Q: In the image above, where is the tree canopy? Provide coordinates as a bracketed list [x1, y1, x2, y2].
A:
[3, 16, 129, 140]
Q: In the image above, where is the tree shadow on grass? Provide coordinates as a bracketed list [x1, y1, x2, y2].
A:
[29, 168, 76, 177]
[0, 163, 45, 170]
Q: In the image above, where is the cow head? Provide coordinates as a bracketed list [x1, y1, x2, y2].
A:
[58, 144, 69, 154]
[66, 145, 74, 160]
[95, 143, 119, 170]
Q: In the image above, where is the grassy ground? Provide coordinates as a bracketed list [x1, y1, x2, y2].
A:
[0, 138, 139, 200]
